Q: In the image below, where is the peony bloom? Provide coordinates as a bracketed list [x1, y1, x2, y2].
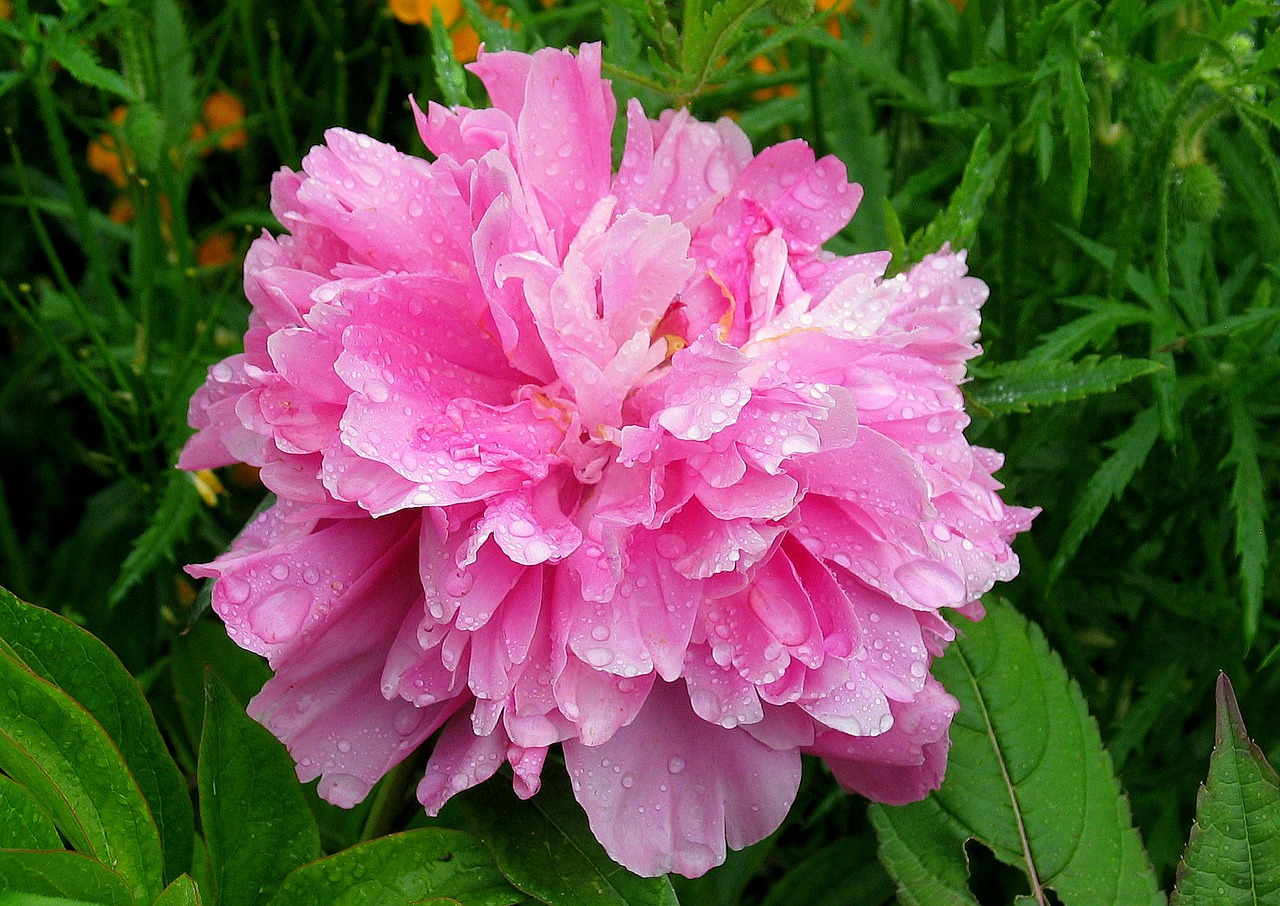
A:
[181, 43, 1034, 878]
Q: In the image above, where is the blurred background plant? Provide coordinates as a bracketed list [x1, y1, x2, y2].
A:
[0, 0, 1276, 902]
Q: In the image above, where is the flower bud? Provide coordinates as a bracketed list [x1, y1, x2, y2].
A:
[1172, 162, 1224, 224]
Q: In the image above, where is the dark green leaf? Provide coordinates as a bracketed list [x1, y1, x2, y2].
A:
[0, 645, 163, 901]
[872, 600, 1163, 906]
[459, 766, 679, 906]
[1173, 674, 1280, 904]
[0, 588, 194, 884]
[44, 31, 138, 101]
[908, 126, 1009, 262]
[1048, 407, 1160, 586]
[0, 851, 134, 906]
[0, 773, 61, 850]
[970, 355, 1162, 415]
[199, 673, 321, 906]
[267, 829, 522, 906]
[1225, 397, 1268, 647]
[1022, 300, 1152, 363]
[1058, 55, 1091, 222]
[170, 615, 273, 758]
[759, 834, 894, 906]
[108, 471, 202, 608]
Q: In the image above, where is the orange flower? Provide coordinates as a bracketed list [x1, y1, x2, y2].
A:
[749, 54, 798, 102]
[108, 196, 135, 224]
[389, 0, 462, 27]
[816, 0, 851, 38]
[202, 91, 247, 152]
[196, 231, 238, 268]
[451, 23, 481, 63]
[0, 0, 12, 19]
[87, 106, 131, 187]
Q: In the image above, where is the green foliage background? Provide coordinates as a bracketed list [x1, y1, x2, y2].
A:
[0, 0, 1277, 902]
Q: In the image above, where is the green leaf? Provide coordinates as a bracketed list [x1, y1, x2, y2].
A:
[1225, 397, 1268, 647]
[108, 471, 202, 608]
[154, 875, 204, 906]
[266, 829, 522, 906]
[947, 62, 1030, 87]
[1058, 54, 1091, 222]
[871, 599, 1163, 906]
[170, 615, 273, 757]
[1047, 407, 1160, 586]
[458, 765, 680, 906]
[0, 773, 61, 850]
[44, 31, 138, 101]
[969, 355, 1163, 415]
[152, 0, 198, 147]
[429, 6, 471, 108]
[676, 0, 773, 101]
[759, 834, 895, 906]
[0, 645, 163, 901]
[0, 588, 194, 885]
[1021, 300, 1152, 364]
[0, 851, 134, 906]
[1173, 674, 1280, 904]
[198, 672, 321, 906]
[908, 126, 1009, 262]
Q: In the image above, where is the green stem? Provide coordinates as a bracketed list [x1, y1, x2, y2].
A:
[358, 747, 431, 842]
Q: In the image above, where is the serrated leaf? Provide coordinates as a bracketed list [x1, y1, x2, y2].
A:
[1022, 300, 1152, 364]
[0, 588, 194, 885]
[44, 31, 137, 101]
[266, 830, 522, 906]
[199, 672, 322, 906]
[970, 355, 1162, 415]
[1225, 398, 1268, 647]
[1173, 674, 1280, 904]
[123, 100, 164, 176]
[0, 851, 134, 906]
[1048, 407, 1160, 586]
[458, 765, 680, 906]
[0, 773, 61, 850]
[108, 471, 202, 607]
[152, 0, 197, 147]
[677, 0, 773, 99]
[871, 599, 1163, 906]
[0, 643, 163, 902]
[908, 125, 1009, 262]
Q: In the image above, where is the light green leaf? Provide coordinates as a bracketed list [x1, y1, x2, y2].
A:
[871, 599, 1163, 906]
[0, 773, 61, 850]
[0, 588, 194, 885]
[266, 830, 522, 906]
[1058, 54, 1091, 222]
[154, 875, 204, 906]
[947, 62, 1030, 87]
[969, 355, 1163, 415]
[198, 673, 321, 906]
[1048, 407, 1160, 586]
[1173, 674, 1280, 904]
[152, 0, 198, 147]
[430, 6, 471, 108]
[0, 849, 134, 906]
[0, 645, 163, 902]
[458, 766, 680, 906]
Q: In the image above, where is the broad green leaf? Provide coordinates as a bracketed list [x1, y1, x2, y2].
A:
[1173, 674, 1280, 904]
[266, 830, 522, 906]
[0, 850, 134, 906]
[0, 588, 194, 883]
[154, 875, 204, 906]
[969, 355, 1162, 415]
[0, 646, 163, 901]
[170, 616, 273, 758]
[0, 773, 60, 850]
[1225, 397, 1268, 647]
[872, 599, 1162, 906]
[459, 765, 680, 906]
[908, 126, 1009, 263]
[108, 471, 202, 607]
[199, 673, 321, 906]
[1047, 407, 1160, 586]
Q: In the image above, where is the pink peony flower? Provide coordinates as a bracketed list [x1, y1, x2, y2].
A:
[182, 43, 1035, 878]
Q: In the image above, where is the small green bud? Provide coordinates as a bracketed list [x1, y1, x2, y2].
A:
[771, 0, 815, 25]
[1172, 162, 1224, 224]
